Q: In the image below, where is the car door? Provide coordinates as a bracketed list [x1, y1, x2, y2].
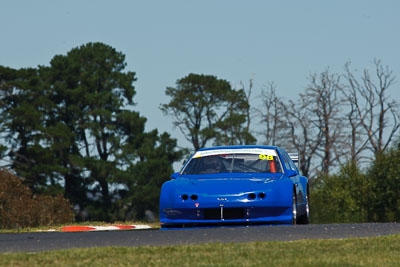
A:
[281, 150, 304, 205]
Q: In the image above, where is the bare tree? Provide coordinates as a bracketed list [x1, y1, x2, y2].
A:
[282, 97, 322, 178]
[258, 82, 288, 146]
[237, 79, 257, 145]
[344, 60, 399, 156]
[302, 70, 344, 176]
[258, 82, 324, 178]
[340, 62, 370, 163]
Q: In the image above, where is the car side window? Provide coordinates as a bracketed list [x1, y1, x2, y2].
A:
[280, 151, 290, 171]
[283, 151, 298, 173]
[288, 158, 298, 172]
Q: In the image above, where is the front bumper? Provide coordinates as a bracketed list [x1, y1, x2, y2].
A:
[160, 177, 294, 227]
[160, 201, 293, 227]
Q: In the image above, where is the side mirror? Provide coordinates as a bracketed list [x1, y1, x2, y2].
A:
[286, 169, 297, 177]
[170, 172, 180, 179]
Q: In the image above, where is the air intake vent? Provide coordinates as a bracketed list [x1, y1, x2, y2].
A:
[203, 208, 245, 220]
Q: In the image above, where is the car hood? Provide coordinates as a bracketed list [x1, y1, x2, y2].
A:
[170, 173, 285, 195]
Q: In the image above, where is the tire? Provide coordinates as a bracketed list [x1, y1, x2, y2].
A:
[292, 190, 297, 225]
[298, 187, 310, 224]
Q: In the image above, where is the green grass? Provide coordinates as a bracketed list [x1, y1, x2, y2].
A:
[1, 234, 399, 266]
[0, 221, 159, 234]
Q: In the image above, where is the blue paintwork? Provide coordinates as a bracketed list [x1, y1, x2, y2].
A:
[160, 145, 309, 227]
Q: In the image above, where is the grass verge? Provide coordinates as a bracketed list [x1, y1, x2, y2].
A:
[0, 234, 399, 266]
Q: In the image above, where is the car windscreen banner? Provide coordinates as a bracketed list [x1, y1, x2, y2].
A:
[193, 148, 277, 158]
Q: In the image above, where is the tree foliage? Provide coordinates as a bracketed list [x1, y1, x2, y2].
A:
[367, 144, 400, 222]
[256, 60, 399, 223]
[1, 44, 400, 225]
[0, 43, 183, 221]
[161, 73, 255, 151]
[311, 141, 400, 224]
[311, 162, 371, 223]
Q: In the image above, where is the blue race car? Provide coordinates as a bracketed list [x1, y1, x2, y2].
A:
[159, 145, 310, 227]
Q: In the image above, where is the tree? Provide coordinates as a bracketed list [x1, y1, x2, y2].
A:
[238, 79, 257, 145]
[45, 42, 140, 216]
[161, 73, 254, 151]
[310, 162, 371, 223]
[258, 82, 324, 178]
[339, 63, 370, 164]
[343, 60, 399, 156]
[0, 67, 60, 193]
[0, 43, 183, 221]
[367, 141, 400, 222]
[258, 74, 343, 178]
[302, 70, 344, 176]
[119, 132, 183, 219]
[0, 66, 18, 163]
[258, 82, 289, 147]
[281, 96, 322, 178]
[214, 80, 256, 146]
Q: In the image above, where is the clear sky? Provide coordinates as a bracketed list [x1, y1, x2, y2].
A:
[2, 0, 400, 151]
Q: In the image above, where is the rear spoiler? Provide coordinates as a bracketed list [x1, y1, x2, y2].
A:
[288, 153, 299, 169]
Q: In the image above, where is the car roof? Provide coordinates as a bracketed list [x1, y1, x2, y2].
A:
[197, 145, 280, 151]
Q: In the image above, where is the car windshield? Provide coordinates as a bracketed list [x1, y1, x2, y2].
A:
[182, 151, 282, 175]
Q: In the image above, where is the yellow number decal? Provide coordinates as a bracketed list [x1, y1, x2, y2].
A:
[259, 154, 267, 160]
[267, 155, 274, 160]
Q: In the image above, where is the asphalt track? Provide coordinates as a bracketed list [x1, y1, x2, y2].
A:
[1, 223, 399, 253]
